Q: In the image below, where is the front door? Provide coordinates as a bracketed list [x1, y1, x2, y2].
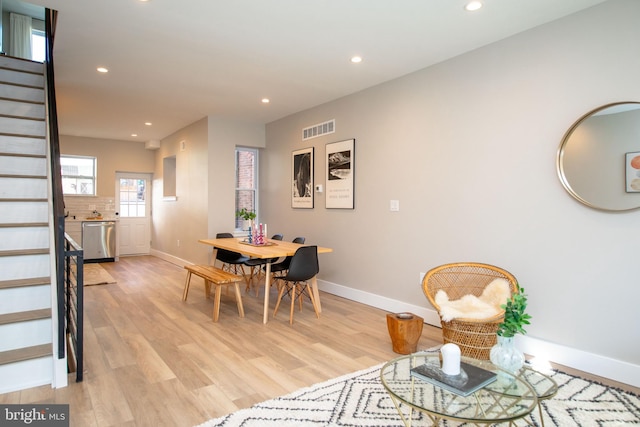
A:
[115, 173, 151, 255]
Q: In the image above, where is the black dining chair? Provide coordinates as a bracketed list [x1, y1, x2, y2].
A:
[215, 232, 249, 276]
[268, 236, 305, 276]
[243, 233, 284, 295]
[272, 245, 319, 325]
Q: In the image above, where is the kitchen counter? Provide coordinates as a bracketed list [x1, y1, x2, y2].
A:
[65, 217, 119, 223]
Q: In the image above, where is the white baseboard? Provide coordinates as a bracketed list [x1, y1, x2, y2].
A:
[149, 249, 191, 268]
[318, 279, 640, 389]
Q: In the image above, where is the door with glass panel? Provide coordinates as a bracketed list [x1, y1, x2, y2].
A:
[115, 173, 151, 255]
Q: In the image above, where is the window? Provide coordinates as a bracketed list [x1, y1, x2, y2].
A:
[61, 155, 96, 195]
[235, 147, 258, 230]
[119, 178, 146, 217]
[31, 29, 45, 63]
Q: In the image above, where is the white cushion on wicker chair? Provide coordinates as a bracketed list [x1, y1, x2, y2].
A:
[435, 278, 510, 322]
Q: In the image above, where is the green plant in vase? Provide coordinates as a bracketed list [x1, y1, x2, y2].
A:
[491, 284, 532, 380]
[236, 208, 256, 231]
[497, 284, 532, 338]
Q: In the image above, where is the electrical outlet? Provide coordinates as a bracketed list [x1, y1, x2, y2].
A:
[177, 240, 180, 247]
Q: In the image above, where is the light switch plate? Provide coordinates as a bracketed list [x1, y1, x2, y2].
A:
[390, 200, 400, 211]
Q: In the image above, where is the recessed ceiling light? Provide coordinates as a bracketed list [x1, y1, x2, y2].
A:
[350, 56, 363, 64]
[145, 122, 152, 126]
[464, 1, 483, 11]
[97, 67, 109, 73]
[261, 98, 270, 104]
[131, 133, 138, 137]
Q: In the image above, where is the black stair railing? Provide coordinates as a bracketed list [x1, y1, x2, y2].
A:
[44, 8, 84, 382]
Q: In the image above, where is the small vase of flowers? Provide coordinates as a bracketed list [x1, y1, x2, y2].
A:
[490, 284, 531, 382]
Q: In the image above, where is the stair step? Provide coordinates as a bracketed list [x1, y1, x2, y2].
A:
[0, 116, 46, 137]
[0, 248, 49, 257]
[0, 200, 49, 224]
[0, 176, 48, 199]
[0, 277, 50, 289]
[0, 198, 47, 202]
[0, 308, 51, 325]
[0, 78, 44, 90]
[0, 173, 46, 179]
[0, 114, 45, 122]
[0, 222, 49, 228]
[0, 151, 46, 159]
[0, 134, 46, 156]
[0, 98, 45, 119]
[0, 85, 44, 104]
[0, 57, 44, 74]
[0, 344, 52, 365]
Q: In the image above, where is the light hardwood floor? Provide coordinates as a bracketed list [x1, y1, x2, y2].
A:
[1, 255, 637, 426]
[0, 255, 442, 426]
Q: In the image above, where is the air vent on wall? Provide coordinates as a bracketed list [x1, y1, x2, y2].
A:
[302, 119, 335, 140]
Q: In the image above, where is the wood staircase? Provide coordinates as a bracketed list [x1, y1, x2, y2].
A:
[0, 55, 61, 393]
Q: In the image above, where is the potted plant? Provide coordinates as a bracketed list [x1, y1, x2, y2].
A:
[236, 208, 256, 230]
[497, 284, 531, 338]
[490, 284, 532, 378]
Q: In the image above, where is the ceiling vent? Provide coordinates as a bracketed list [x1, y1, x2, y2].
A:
[302, 119, 335, 141]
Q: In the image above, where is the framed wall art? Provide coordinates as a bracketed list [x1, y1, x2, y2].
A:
[326, 139, 355, 209]
[626, 151, 640, 192]
[292, 147, 314, 208]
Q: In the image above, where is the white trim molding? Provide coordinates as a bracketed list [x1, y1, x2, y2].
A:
[149, 249, 191, 268]
[317, 279, 640, 389]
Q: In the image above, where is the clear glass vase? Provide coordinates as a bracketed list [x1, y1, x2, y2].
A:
[490, 335, 525, 385]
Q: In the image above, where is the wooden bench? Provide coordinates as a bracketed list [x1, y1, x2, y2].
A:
[182, 265, 245, 322]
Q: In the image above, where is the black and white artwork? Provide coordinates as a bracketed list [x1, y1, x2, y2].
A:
[292, 147, 314, 208]
[326, 139, 354, 209]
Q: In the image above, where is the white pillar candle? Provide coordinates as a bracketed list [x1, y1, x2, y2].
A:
[441, 343, 461, 376]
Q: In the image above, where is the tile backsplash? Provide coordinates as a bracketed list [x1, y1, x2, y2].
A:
[64, 196, 118, 220]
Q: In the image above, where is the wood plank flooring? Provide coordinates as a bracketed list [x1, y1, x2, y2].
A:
[0, 255, 443, 426]
[1, 255, 638, 426]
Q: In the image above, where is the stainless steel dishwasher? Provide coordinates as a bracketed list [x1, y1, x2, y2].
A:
[82, 221, 116, 262]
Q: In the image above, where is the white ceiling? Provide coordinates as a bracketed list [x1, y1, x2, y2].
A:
[9, 0, 608, 142]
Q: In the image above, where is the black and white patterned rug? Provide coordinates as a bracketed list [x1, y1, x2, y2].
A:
[196, 361, 640, 426]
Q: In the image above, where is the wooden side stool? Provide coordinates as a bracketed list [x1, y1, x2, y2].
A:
[386, 312, 424, 354]
[183, 264, 245, 322]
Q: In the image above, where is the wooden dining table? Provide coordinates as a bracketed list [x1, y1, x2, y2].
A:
[199, 237, 333, 323]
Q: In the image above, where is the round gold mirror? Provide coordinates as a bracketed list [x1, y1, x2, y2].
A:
[557, 102, 640, 211]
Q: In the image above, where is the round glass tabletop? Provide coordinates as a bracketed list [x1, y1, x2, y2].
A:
[380, 352, 538, 425]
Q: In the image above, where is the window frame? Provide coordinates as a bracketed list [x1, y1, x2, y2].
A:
[118, 177, 147, 218]
[235, 147, 259, 231]
[31, 28, 45, 63]
[60, 155, 97, 196]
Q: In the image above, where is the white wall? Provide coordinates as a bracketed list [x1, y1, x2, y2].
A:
[151, 118, 210, 264]
[151, 116, 265, 265]
[60, 135, 155, 197]
[262, 0, 640, 386]
[206, 117, 266, 240]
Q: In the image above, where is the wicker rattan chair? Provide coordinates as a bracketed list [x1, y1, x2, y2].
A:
[422, 262, 518, 360]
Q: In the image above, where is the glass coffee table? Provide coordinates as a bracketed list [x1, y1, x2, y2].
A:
[380, 352, 539, 426]
[518, 365, 558, 427]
